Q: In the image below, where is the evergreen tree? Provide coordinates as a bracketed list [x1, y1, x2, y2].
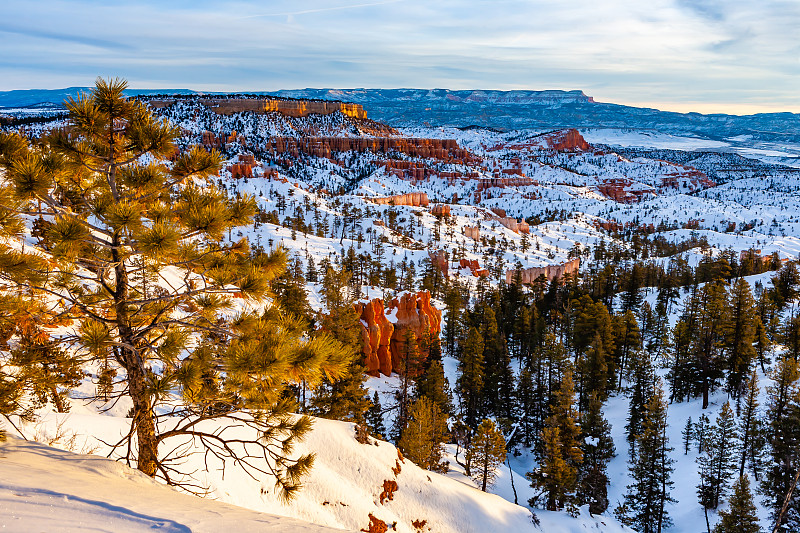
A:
[739, 371, 760, 478]
[480, 305, 515, 420]
[9, 334, 83, 413]
[398, 396, 449, 473]
[697, 402, 738, 510]
[762, 357, 800, 531]
[391, 329, 424, 442]
[457, 326, 485, 428]
[414, 358, 453, 416]
[578, 391, 616, 515]
[626, 349, 655, 452]
[516, 365, 538, 448]
[466, 418, 507, 491]
[613, 310, 642, 389]
[695, 413, 711, 453]
[618, 383, 675, 533]
[528, 368, 583, 512]
[311, 266, 370, 423]
[366, 391, 386, 439]
[724, 278, 757, 406]
[713, 476, 761, 533]
[682, 417, 693, 455]
[0, 79, 350, 498]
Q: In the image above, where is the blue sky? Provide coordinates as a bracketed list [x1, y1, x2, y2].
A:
[2, 0, 799, 114]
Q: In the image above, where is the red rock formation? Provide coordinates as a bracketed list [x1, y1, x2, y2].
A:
[597, 179, 655, 204]
[266, 136, 479, 164]
[370, 192, 429, 207]
[477, 176, 537, 192]
[228, 163, 253, 179]
[459, 259, 489, 277]
[355, 299, 394, 376]
[431, 204, 451, 217]
[428, 249, 449, 277]
[501, 128, 591, 152]
[389, 291, 442, 373]
[148, 97, 368, 119]
[464, 226, 480, 240]
[505, 258, 580, 285]
[494, 216, 530, 234]
[355, 291, 442, 377]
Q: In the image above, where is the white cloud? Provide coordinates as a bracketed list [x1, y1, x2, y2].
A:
[0, 0, 797, 112]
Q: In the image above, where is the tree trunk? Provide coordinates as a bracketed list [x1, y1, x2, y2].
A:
[128, 361, 159, 477]
[112, 240, 158, 478]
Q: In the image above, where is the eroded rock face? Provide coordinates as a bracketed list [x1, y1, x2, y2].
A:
[149, 97, 368, 119]
[459, 259, 489, 277]
[370, 192, 430, 207]
[431, 204, 451, 217]
[428, 250, 449, 277]
[505, 258, 580, 285]
[389, 291, 442, 373]
[355, 299, 394, 376]
[355, 291, 442, 376]
[464, 226, 480, 240]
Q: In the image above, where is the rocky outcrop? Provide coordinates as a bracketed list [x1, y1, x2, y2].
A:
[464, 226, 480, 240]
[431, 204, 451, 217]
[597, 179, 656, 204]
[428, 250, 449, 277]
[148, 97, 368, 119]
[495, 217, 530, 234]
[505, 258, 580, 285]
[228, 163, 253, 179]
[389, 292, 441, 373]
[266, 137, 477, 163]
[355, 291, 442, 377]
[500, 128, 591, 152]
[459, 259, 489, 277]
[370, 193, 429, 207]
[355, 299, 394, 376]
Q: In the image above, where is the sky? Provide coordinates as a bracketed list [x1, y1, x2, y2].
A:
[2, 0, 799, 114]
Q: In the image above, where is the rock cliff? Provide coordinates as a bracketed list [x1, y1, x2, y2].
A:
[505, 258, 580, 285]
[355, 291, 442, 377]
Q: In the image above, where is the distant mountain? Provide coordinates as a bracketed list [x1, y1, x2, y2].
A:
[267, 89, 800, 143]
[0, 87, 198, 108]
[3, 87, 799, 142]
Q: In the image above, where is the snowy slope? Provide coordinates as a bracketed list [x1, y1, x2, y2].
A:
[6, 410, 631, 533]
[0, 436, 338, 533]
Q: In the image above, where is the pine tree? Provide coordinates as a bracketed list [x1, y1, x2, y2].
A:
[528, 367, 583, 512]
[366, 391, 386, 439]
[9, 334, 83, 413]
[578, 391, 616, 515]
[398, 396, 449, 473]
[466, 418, 507, 491]
[618, 383, 675, 533]
[0, 79, 350, 498]
[724, 278, 757, 406]
[697, 402, 738, 510]
[516, 365, 537, 448]
[762, 357, 800, 532]
[457, 326, 485, 428]
[713, 476, 761, 533]
[682, 417, 693, 455]
[414, 358, 452, 416]
[480, 305, 515, 420]
[695, 413, 711, 453]
[626, 349, 655, 453]
[311, 265, 370, 423]
[739, 371, 760, 478]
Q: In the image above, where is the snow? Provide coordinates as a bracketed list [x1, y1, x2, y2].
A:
[0, 436, 338, 533]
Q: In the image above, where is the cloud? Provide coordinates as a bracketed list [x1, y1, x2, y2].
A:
[0, 0, 797, 113]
